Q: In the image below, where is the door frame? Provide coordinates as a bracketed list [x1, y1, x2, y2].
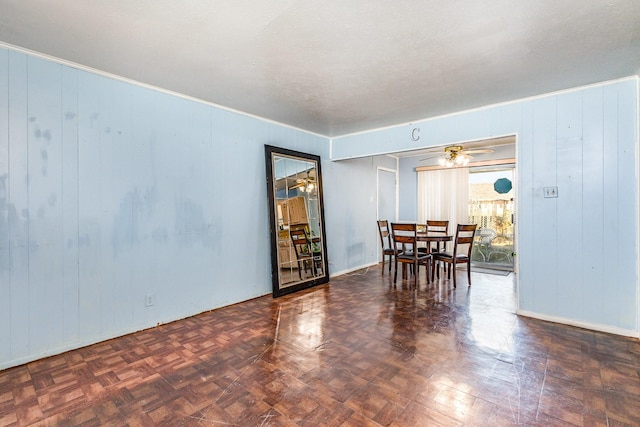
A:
[468, 164, 517, 272]
[377, 166, 398, 261]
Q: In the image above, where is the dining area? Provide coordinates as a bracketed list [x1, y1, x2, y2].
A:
[377, 219, 477, 288]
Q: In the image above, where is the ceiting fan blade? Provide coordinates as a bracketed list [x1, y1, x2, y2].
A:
[463, 148, 494, 155]
[419, 153, 442, 162]
[288, 182, 305, 190]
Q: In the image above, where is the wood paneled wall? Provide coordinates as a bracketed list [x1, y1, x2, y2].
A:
[0, 48, 328, 369]
[333, 78, 639, 336]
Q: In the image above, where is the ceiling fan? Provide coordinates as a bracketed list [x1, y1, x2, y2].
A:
[420, 145, 494, 167]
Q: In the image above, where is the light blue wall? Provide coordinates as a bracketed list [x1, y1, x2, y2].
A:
[0, 48, 329, 369]
[322, 155, 396, 274]
[333, 78, 639, 336]
[397, 156, 420, 221]
[1, 46, 637, 370]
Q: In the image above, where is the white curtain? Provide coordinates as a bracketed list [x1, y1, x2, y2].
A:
[417, 168, 469, 229]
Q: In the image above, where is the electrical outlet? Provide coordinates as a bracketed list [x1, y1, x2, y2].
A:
[543, 186, 558, 198]
[145, 294, 154, 307]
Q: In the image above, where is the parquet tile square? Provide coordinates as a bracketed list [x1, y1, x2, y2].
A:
[389, 401, 461, 427]
[344, 380, 411, 424]
[301, 366, 369, 404]
[1, 266, 639, 426]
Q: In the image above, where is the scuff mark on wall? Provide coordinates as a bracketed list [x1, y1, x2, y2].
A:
[174, 197, 215, 249]
[112, 186, 159, 255]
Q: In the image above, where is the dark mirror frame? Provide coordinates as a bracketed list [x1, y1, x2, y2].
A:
[265, 145, 330, 297]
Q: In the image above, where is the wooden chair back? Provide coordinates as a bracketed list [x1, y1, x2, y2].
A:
[432, 223, 477, 287]
[377, 220, 393, 251]
[390, 222, 418, 251]
[453, 224, 477, 258]
[390, 223, 432, 285]
[426, 220, 449, 234]
[377, 220, 398, 274]
[290, 225, 315, 278]
[426, 220, 449, 252]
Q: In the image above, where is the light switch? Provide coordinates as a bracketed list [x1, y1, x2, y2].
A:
[543, 186, 558, 198]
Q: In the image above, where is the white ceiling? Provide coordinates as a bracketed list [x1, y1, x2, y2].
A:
[0, 1, 639, 137]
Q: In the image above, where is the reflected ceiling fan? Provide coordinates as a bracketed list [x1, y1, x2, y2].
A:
[421, 145, 494, 167]
[288, 170, 316, 192]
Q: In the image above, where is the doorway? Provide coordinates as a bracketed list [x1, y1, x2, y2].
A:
[377, 167, 397, 260]
[468, 167, 515, 271]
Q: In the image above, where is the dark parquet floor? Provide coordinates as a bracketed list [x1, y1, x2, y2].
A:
[1, 264, 639, 426]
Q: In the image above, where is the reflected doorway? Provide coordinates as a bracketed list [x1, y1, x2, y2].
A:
[469, 167, 515, 272]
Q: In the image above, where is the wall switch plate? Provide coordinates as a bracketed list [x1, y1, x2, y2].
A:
[543, 186, 558, 198]
[145, 294, 154, 307]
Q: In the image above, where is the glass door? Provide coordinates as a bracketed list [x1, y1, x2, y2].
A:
[468, 167, 515, 271]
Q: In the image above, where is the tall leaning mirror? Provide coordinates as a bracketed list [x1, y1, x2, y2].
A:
[265, 145, 330, 297]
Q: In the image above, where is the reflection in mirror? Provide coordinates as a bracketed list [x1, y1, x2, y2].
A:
[265, 145, 329, 297]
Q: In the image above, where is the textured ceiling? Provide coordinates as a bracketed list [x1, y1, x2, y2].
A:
[0, 0, 639, 137]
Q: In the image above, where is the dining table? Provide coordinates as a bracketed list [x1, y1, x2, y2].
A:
[416, 231, 452, 244]
[395, 224, 453, 281]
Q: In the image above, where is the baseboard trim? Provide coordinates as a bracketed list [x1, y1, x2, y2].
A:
[330, 262, 379, 278]
[516, 310, 639, 339]
[0, 294, 270, 371]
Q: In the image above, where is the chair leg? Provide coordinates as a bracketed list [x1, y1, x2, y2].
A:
[467, 262, 471, 286]
[393, 259, 398, 284]
[452, 261, 457, 288]
[434, 259, 440, 282]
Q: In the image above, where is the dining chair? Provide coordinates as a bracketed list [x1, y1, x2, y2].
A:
[432, 223, 477, 287]
[390, 223, 431, 286]
[420, 219, 450, 278]
[426, 220, 450, 253]
[377, 220, 397, 274]
[289, 225, 316, 279]
[418, 220, 450, 253]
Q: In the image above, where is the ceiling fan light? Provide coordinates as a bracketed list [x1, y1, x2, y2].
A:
[455, 154, 469, 165]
